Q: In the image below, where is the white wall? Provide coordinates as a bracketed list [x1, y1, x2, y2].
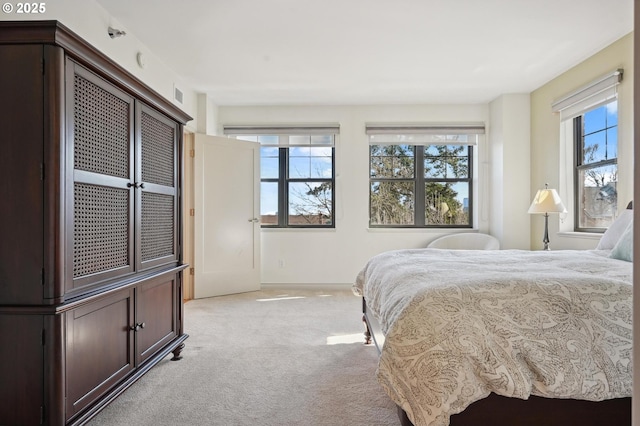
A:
[489, 94, 532, 249]
[218, 104, 509, 286]
[6, 0, 199, 131]
[197, 94, 219, 135]
[530, 33, 633, 250]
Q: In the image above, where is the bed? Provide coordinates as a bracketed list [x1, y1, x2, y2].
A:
[354, 229, 633, 426]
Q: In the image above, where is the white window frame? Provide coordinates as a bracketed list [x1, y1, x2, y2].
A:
[552, 69, 623, 234]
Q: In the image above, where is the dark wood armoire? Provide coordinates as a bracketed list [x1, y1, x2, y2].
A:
[0, 21, 191, 425]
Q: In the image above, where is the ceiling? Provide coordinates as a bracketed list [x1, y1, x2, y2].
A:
[96, 0, 633, 106]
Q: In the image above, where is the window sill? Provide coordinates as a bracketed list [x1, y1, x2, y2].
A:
[261, 227, 336, 232]
[557, 231, 603, 240]
[367, 227, 478, 233]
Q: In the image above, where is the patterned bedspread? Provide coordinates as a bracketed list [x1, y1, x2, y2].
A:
[353, 249, 633, 426]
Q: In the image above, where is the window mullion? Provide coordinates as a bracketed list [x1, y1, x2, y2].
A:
[279, 147, 288, 227]
[414, 146, 425, 227]
[573, 116, 582, 231]
[576, 159, 617, 170]
[574, 116, 584, 166]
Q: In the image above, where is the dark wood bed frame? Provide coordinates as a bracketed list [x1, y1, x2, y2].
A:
[362, 299, 631, 426]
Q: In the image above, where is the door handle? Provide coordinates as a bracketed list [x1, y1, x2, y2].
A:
[130, 322, 146, 331]
[248, 218, 259, 223]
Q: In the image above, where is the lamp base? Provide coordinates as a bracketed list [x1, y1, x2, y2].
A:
[542, 212, 551, 251]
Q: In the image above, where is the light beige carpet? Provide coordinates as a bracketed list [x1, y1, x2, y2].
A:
[87, 289, 398, 426]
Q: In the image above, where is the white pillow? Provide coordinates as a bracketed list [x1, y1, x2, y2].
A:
[596, 209, 633, 250]
[609, 221, 633, 262]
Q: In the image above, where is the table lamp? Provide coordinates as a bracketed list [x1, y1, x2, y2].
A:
[528, 184, 567, 250]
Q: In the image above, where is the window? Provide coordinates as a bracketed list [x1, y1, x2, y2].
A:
[223, 126, 338, 228]
[367, 124, 482, 228]
[574, 101, 618, 231]
[552, 68, 622, 233]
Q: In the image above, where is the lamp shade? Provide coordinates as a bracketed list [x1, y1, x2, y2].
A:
[528, 188, 567, 214]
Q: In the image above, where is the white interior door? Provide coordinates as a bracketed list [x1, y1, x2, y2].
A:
[194, 134, 260, 298]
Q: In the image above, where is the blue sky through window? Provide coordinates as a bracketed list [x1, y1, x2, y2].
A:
[583, 101, 617, 164]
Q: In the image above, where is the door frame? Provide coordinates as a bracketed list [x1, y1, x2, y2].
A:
[182, 131, 195, 301]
